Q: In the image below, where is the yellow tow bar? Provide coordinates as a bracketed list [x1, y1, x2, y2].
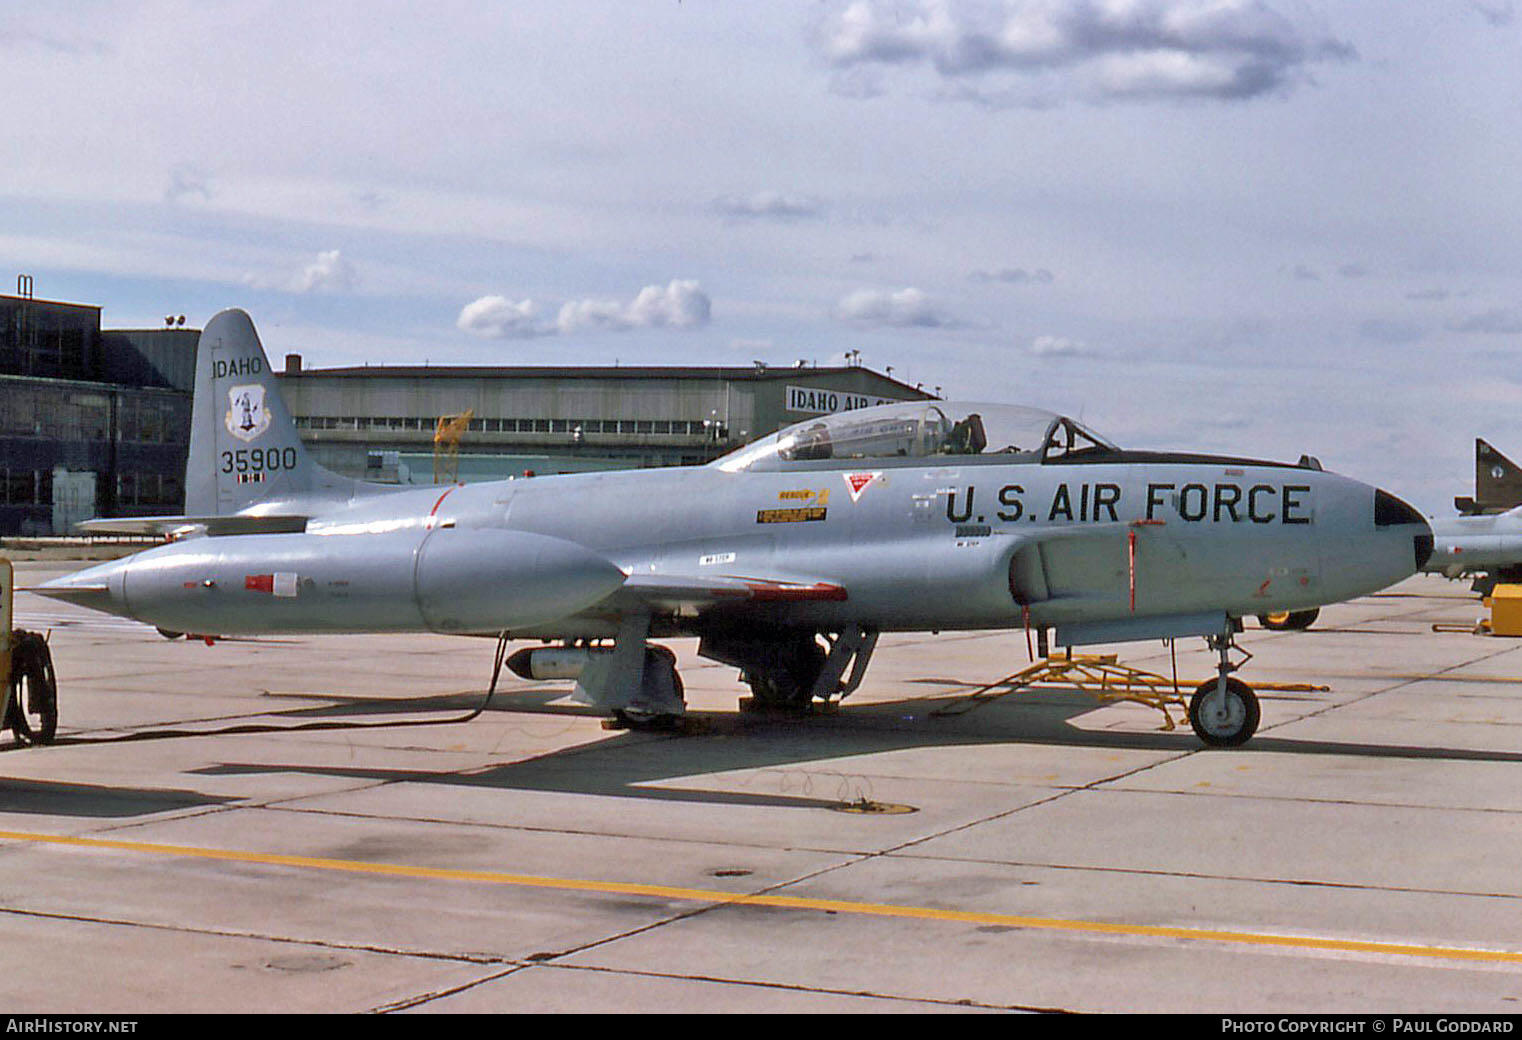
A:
[931, 652, 1327, 730]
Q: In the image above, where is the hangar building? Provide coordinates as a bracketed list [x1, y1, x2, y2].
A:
[2, 283, 930, 533]
[0, 280, 197, 536]
[277, 356, 930, 483]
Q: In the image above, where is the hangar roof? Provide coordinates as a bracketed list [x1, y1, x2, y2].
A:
[282, 363, 925, 393]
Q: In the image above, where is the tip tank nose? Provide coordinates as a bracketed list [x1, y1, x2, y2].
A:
[31, 558, 132, 617]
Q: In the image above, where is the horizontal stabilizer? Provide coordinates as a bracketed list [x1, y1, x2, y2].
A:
[76, 515, 309, 537]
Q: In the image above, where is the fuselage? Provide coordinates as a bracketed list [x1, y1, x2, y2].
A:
[1425, 509, 1522, 577]
[46, 450, 1431, 641]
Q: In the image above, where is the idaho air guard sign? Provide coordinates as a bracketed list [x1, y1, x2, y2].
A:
[785, 385, 897, 415]
[226, 384, 271, 442]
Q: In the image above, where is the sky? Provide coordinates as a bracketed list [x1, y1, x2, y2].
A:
[4, 1, 1521, 513]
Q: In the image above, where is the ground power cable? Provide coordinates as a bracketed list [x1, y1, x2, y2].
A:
[5, 633, 510, 751]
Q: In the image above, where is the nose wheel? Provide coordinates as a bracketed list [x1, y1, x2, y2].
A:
[1188, 676, 1259, 746]
[1188, 626, 1260, 747]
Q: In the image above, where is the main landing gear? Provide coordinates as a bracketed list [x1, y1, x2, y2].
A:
[607, 645, 689, 732]
[697, 624, 878, 714]
[1188, 626, 1260, 747]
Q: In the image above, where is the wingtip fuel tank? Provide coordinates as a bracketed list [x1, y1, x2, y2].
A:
[38, 527, 629, 636]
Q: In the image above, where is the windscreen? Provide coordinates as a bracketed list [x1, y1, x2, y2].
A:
[716, 401, 1118, 471]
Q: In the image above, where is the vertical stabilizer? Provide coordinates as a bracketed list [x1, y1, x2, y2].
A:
[184, 309, 365, 517]
[1462, 439, 1522, 516]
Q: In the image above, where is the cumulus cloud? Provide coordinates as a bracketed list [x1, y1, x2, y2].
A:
[458, 280, 712, 340]
[558, 279, 711, 334]
[834, 286, 951, 327]
[239, 249, 359, 294]
[457, 296, 546, 339]
[712, 190, 826, 221]
[969, 266, 1054, 284]
[292, 249, 357, 293]
[815, 0, 1354, 104]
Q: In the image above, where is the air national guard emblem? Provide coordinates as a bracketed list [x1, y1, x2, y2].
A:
[226, 384, 270, 442]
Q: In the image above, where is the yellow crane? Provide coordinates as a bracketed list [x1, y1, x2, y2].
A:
[433, 409, 473, 485]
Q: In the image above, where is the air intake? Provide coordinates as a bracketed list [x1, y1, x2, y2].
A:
[1374, 489, 1424, 528]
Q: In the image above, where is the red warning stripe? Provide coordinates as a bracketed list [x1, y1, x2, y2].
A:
[741, 580, 848, 602]
[245, 574, 274, 594]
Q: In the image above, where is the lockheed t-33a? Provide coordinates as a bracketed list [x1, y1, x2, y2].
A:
[37, 310, 1434, 747]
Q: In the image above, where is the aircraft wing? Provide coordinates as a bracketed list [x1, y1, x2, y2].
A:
[76, 515, 310, 537]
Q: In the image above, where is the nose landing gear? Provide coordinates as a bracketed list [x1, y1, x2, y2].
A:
[1188, 626, 1259, 747]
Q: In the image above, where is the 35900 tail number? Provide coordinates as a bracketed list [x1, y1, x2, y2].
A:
[221, 447, 298, 474]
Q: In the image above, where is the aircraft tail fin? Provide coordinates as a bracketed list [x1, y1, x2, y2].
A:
[1461, 439, 1522, 516]
[184, 309, 372, 517]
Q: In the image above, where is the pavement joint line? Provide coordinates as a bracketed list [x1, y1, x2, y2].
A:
[5, 826, 1521, 967]
[1256, 638, 1520, 739]
[0, 902, 512, 967]
[490, 959, 1068, 1014]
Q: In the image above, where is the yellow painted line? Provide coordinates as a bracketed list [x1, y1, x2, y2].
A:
[3, 827, 1520, 966]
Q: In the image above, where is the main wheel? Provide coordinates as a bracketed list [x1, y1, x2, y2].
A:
[1258, 608, 1319, 631]
[746, 635, 826, 708]
[5, 631, 58, 746]
[1188, 676, 1259, 747]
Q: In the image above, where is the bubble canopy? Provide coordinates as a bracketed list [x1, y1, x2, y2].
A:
[715, 401, 1120, 472]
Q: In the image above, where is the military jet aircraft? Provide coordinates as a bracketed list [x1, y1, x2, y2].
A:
[1262, 440, 1522, 630]
[1441, 439, 1522, 596]
[1423, 506, 1522, 596]
[35, 310, 1433, 747]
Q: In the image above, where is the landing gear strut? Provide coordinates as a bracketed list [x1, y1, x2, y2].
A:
[1188, 625, 1259, 747]
[608, 645, 688, 730]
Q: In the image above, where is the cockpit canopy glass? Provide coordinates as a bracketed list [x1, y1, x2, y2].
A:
[716, 401, 1119, 472]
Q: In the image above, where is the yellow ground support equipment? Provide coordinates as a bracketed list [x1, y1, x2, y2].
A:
[1489, 584, 1522, 637]
[2, 558, 58, 746]
[932, 653, 1192, 729]
[931, 651, 1328, 731]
